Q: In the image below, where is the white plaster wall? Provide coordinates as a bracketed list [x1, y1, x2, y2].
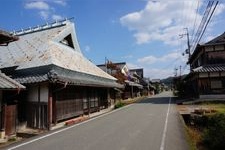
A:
[210, 72, 219, 77]
[40, 83, 48, 102]
[205, 46, 213, 52]
[27, 85, 38, 102]
[199, 73, 208, 78]
[221, 72, 225, 77]
[27, 83, 48, 102]
[215, 45, 224, 51]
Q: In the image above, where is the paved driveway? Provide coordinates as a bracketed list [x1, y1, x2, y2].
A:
[5, 91, 189, 150]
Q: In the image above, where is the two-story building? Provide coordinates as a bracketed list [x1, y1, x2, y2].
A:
[0, 20, 121, 130]
[98, 62, 143, 99]
[0, 30, 25, 137]
[186, 32, 225, 99]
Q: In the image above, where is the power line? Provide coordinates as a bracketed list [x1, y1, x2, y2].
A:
[196, 1, 218, 45]
[190, 1, 219, 54]
[191, 0, 200, 40]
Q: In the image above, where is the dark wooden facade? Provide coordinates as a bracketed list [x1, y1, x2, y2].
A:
[16, 83, 114, 129]
[186, 32, 225, 98]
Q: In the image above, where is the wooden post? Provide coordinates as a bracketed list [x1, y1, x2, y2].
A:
[48, 83, 53, 130]
[131, 86, 133, 98]
[88, 88, 90, 117]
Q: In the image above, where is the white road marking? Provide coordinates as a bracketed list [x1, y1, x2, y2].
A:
[7, 103, 135, 150]
[160, 96, 171, 150]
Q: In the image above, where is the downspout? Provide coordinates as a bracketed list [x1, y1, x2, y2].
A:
[48, 83, 53, 130]
[38, 84, 40, 128]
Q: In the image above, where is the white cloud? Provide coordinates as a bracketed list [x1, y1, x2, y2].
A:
[122, 55, 133, 59]
[127, 62, 175, 79]
[54, 0, 67, 6]
[84, 45, 91, 52]
[39, 11, 49, 20]
[137, 51, 184, 65]
[24, 0, 68, 21]
[145, 68, 174, 79]
[52, 14, 63, 20]
[214, 3, 225, 16]
[120, 1, 204, 45]
[25, 1, 49, 10]
[127, 63, 139, 69]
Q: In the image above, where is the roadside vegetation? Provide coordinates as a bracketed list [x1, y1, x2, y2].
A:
[114, 96, 146, 109]
[181, 102, 225, 150]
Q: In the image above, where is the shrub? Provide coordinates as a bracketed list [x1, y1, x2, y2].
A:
[114, 102, 125, 109]
[192, 115, 209, 127]
[202, 113, 225, 150]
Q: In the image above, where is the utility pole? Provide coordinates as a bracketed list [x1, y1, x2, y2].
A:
[174, 67, 178, 77]
[180, 28, 191, 59]
[184, 28, 191, 59]
[179, 65, 181, 77]
[105, 57, 108, 73]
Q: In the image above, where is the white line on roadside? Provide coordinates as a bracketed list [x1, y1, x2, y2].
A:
[7, 103, 134, 150]
[160, 96, 171, 150]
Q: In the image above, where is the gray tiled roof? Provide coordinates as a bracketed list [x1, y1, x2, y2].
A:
[125, 80, 143, 88]
[15, 74, 48, 84]
[193, 65, 225, 73]
[0, 21, 116, 81]
[13, 65, 123, 88]
[0, 72, 25, 89]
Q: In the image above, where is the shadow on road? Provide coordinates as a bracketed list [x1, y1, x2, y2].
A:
[136, 96, 176, 104]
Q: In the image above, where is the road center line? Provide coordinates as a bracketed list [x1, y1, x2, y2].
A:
[160, 96, 171, 150]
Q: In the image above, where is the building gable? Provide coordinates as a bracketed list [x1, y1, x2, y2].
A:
[0, 20, 116, 81]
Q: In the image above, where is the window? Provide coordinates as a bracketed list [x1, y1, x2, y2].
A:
[215, 45, 224, 51]
[211, 80, 222, 89]
[60, 34, 74, 49]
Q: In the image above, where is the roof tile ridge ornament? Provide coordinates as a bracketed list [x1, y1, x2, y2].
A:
[12, 17, 74, 36]
[48, 69, 58, 83]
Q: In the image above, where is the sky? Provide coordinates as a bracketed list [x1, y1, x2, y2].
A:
[1, 0, 225, 79]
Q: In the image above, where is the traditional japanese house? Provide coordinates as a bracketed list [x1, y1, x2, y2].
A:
[129, 68, 150, 96]
[98, 62, 142, 99]
[0, 19, 121, 130]
[151, 79, 162, 94]
[0, 30, 25, 137]
[186, 32, 225, 99]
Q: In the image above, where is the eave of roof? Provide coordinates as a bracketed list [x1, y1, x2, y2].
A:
[125, 80, 143, 88]
[13, 65, 123, 88]
[0, 72, 25, 89]
[192, 64, 225, 73]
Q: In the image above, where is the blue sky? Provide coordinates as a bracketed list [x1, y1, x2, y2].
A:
[1, 0, 225, 79]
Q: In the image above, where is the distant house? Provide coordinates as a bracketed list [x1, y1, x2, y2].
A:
[186, 32, 225, 99]
[129, 68, 150, 96]
[0, 20, 121, 130]
[0, 30, 25, 137]
[98, 62, 143, 99]
[151, 79, 161, 94]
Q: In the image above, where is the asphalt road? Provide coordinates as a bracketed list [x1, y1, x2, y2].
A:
[5, 91, 189, 150]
